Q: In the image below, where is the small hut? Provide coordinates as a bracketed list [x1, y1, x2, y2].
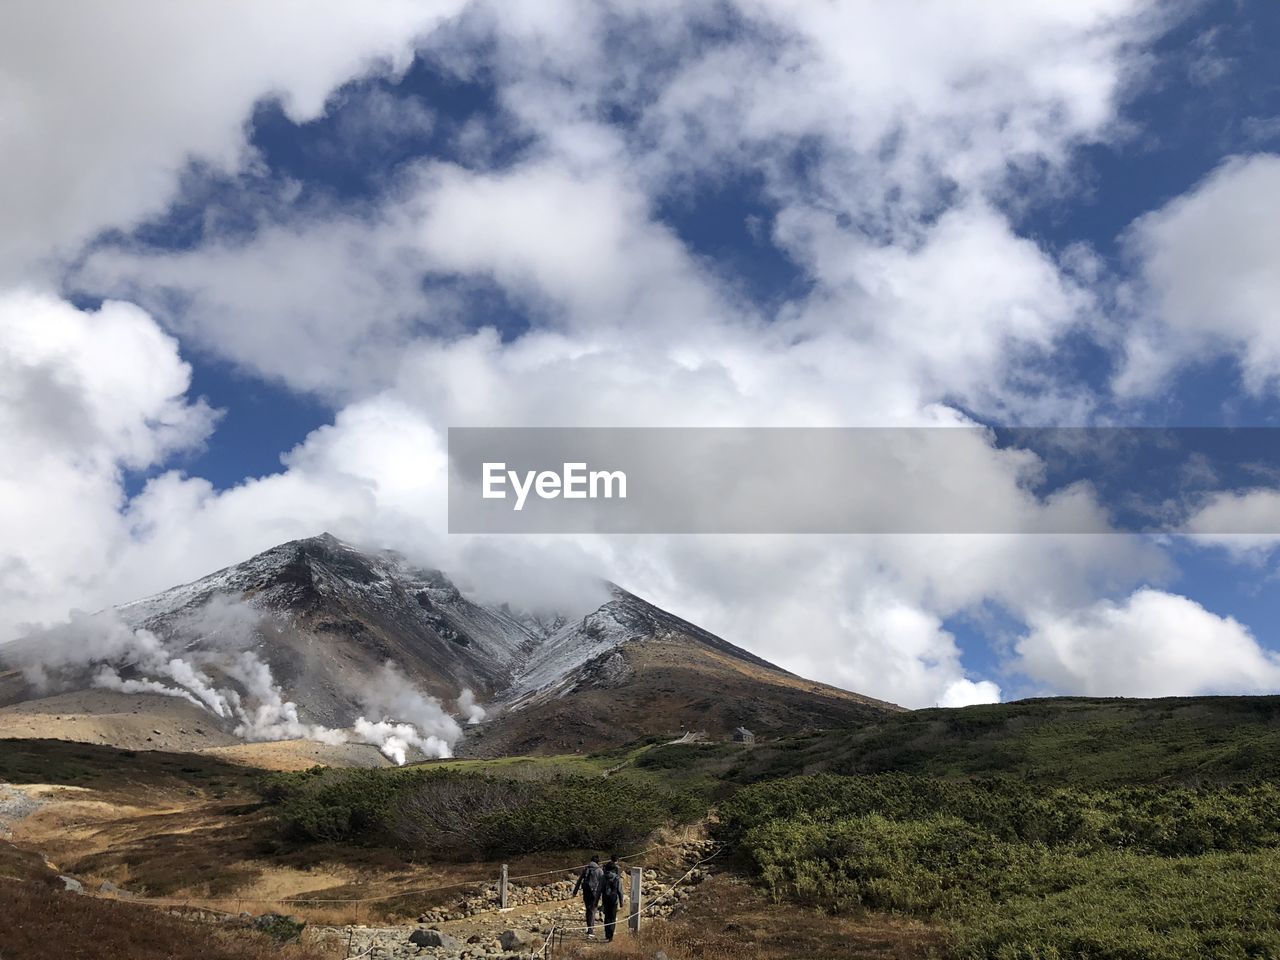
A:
[732, 726, 755, 745]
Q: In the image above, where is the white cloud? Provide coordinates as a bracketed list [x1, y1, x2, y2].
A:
[1117, 154, 1280, 395]
[78, 203, 438, 398]
[937, 679, 1003, 709]
[465, 0, 1164, 219]
[1182, 489, 1280, 558]
[0, 291, 214, 640]
[1014, 588, 1280, 697]
[0, 0, 468, 284]
[6, 0, 1256, 713]
[774, 201, 1097, 417]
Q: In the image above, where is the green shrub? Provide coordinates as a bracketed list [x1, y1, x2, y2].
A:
[718, 774, 1280, 856]
[252, 913, 307, 944]
[635, 743, 741, 770]
[259, 767, 705, 857]
[721, 774, 1280, 959]
[259, 767, 415, 843]
[477, 777, 703, 856]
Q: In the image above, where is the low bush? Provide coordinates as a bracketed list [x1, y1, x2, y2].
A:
[719, 774, 1280, 856]
[259, 767, 704, 858]
[721, 774, 1280, 959]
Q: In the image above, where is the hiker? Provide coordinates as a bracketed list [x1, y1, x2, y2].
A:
[600, 854, 626, 942]
[572, 854, 604, 938]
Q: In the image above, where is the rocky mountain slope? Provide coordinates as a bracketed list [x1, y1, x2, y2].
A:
[0, 534, 896, 756]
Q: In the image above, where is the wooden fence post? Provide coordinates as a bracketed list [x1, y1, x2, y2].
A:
[500, 863, 509, 910]
[629, 867, 642, 935]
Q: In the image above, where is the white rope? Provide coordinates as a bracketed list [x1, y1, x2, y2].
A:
[127, 841, 677, 909]
[545, 844, 726, 939]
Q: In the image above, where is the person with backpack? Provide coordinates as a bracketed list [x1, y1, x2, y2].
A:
[571, 855, 603, 938]
[599, 854, 627, 942]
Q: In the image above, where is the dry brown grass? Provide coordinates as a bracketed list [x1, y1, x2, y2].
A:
[0, 879, 341, 960]
[559, 875, 942, 960]
[0, 839, 58, 885]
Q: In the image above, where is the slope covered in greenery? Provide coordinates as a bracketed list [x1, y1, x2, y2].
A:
[250, 695, 1280, 958]
[721, 695, 1280, 786]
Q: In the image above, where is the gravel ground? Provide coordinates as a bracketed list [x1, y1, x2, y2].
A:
[0, 782, 45, 837]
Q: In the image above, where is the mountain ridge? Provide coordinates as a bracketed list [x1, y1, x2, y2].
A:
[0, 533, 898, 758]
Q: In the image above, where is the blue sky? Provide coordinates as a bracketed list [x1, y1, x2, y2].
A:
[4, 0, 1280, 707]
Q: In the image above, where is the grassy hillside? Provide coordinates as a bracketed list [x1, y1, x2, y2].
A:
[700, 697, 1280, 960]
[722, 695, 1280, 786]
[717, 774, 1280, 959]
[5, 695, 1280, 958]
[0, 738, 262, 791]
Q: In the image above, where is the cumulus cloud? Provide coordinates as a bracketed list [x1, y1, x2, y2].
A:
[0, 0, 468, 283]
[77, 203, 439, 399]
[1180, 489, 1280, 558]
[1014, 588, 1280, 697]
[6, 0, 1261, 713]
[937, 679, 1004, 709]
[768, 590, 1003, 709]
[0, 292, 215, 641]
[1117, 154, 1280, 396]
[459, 0, 1163, 218]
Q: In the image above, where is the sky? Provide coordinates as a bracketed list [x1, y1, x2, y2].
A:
[3, 0, 1280, 709]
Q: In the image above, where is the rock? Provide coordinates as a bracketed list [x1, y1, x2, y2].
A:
[655, 952, 671, 960]
[499, 929, 535, 951]
[58, 875, 83, 893]
[97, 880, 135, 899]
[409, 928, 461, 949]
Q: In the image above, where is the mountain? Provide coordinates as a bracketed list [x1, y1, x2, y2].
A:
[0, 533, 896, 757]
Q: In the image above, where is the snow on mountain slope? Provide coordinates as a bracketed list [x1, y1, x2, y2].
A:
[117, 533, 537, 673]
[508, 584, 783, 700]
[2, 534, 898, 758]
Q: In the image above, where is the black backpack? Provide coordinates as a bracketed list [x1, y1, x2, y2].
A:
[601, 867, 624, 903]
[581, 863, 603, 897]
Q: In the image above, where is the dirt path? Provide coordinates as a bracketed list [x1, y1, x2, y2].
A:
[304, 858, 710, 960]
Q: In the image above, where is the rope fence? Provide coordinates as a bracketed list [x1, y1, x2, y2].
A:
[118, 840, 677, 910]
[541, 844, 726, 958]
[80, 836, 722, 960]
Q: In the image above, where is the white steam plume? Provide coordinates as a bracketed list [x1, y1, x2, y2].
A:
[352, 662, 465, 761]
[457, 687, 486, 724]
[91, 665, 206, 710]
[222, 651, 346, 745]
[4, 599, 482, 764]
[352, 718, 452, 764]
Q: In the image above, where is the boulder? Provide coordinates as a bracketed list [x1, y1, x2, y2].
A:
[409, 928, 461, 949]
[499, 929, 536, 951]
[58, 875, 83, 893]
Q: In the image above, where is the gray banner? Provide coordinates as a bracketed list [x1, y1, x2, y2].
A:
[447, 426, 1280, 534]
